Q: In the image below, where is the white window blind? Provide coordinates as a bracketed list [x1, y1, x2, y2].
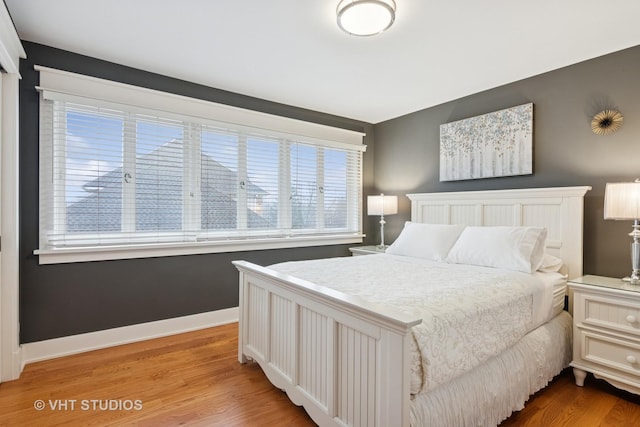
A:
[36, 67, 365, 262]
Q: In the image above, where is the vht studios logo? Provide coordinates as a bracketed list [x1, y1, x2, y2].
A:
[34, 399, 143, 411]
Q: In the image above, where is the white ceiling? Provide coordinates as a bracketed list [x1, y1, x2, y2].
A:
[6, 0, 640, 124]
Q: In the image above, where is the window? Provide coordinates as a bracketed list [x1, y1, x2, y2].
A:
[36, 66, 365, 263]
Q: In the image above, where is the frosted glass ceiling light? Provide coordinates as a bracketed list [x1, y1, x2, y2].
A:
[337, 0, 396, 36]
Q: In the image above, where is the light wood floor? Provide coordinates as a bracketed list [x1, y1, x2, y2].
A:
[1, 323, 639, 426]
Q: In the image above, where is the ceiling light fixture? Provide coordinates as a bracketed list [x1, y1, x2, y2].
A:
[336, 0, 396, 37]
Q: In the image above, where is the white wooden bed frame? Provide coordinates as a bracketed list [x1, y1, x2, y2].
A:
[233, 186, 591, 427]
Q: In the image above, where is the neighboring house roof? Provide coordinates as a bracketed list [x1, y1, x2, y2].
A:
[67, 139, 270, 232]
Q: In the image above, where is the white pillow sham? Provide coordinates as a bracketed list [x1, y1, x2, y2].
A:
[386, 222, 466, 261]
[537, 253, 563, 273]
[446, 226, 548, 273]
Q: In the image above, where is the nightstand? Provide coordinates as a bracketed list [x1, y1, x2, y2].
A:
[568, 275, 640, 395]
[348, 245, 386, 256]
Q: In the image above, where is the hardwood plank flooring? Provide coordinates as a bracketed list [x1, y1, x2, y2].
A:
[0, 323, 314, 427]
[0, 323, 639, 426]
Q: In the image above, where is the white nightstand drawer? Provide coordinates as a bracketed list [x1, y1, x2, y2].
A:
[575, 292, 640, 336]
[569, 276, 640, 394]
[580, 329, 640, 378]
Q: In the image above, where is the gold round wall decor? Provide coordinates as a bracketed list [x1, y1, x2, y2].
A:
[591, 109, 623, 135]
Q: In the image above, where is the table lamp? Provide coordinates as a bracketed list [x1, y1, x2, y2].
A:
[367, 193, 398, 248]
[604, 180, 640, 284]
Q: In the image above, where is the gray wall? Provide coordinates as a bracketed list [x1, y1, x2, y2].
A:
[21, 40, 636, 343]
[372, 45, 640, 278]
[19, 42, 375, 343]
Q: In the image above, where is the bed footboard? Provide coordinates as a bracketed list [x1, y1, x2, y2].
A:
[233, 260, 421, 427]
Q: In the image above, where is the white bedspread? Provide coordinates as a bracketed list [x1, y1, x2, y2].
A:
[269, 253, 563, 393]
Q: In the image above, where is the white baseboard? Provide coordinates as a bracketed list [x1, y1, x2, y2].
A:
[21, 307, 239, 367]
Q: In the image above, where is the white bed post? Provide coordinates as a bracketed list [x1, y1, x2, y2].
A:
[377, 330, 413, 426]
[237, 269, 248, 364]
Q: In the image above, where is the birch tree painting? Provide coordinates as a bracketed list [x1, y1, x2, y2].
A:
[439, 103, 533, 181]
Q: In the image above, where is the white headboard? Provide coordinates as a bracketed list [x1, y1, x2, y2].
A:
[407, 186, 591, 279]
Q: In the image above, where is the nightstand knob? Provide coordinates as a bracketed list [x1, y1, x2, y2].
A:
[627, 355, 637, 365]
[626, 315, 637, 324]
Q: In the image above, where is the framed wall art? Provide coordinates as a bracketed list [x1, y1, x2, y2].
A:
[439, 103, 533, 181]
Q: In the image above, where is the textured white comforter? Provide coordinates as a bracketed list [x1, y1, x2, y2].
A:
[269, 253, 563, 394]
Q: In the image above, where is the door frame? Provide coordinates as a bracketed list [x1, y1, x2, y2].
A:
[0, 3, 26, 382]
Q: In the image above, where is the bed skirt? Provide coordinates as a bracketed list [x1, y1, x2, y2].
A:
[410, 311, 572, 427]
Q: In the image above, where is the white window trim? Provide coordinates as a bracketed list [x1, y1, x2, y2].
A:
[35, 234, 365, 265]
[35, 65, 366, 150]
[35, 66, 366, 264]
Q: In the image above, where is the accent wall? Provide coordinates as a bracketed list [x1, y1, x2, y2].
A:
[372, 45, 640, 278]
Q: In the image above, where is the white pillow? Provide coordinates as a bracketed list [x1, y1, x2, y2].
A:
[386, 222, 465, 261]
[446, 226, 548, 273]
[537, 253, 563, 273]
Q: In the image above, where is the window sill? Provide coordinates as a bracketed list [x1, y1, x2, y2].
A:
[34, 234, 365, 264]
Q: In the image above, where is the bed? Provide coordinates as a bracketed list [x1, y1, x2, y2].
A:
[233, 186, 591, 426]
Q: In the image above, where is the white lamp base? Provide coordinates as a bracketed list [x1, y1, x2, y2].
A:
[627, 221, 640, 285]
[378, 216, 386, 248]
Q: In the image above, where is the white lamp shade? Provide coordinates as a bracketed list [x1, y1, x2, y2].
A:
[336, 0, 396, 36]
[604, 181, 640, 220]
[367, 194, 398, 216]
